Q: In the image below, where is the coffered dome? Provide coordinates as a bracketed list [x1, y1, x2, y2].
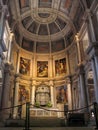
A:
[9, 0, 81, 53]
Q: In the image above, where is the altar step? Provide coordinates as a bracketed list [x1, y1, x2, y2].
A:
[5, 117, 65, 127]
[5, 116, 95, 127]
[30, 117, 65, 127]
[0, 127, 95, 130]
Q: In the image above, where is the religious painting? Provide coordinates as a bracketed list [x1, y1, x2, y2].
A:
[37, 61, 48, 77]
[60, 0, 72, 13]
[36, 42, 49, 53]
[55, 58, 66, 76]
[18, 85, 30, 104]
[19, 0, 29, 8]
[22, 38, 34, 52]
[56, 85, 68, 104]
[19, 57, 30, 75]
[51, 39, 65, 53]
[38, 0, 52, 7]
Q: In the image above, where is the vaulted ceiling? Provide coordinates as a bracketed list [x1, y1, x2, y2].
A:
[9, 0, 83, 53]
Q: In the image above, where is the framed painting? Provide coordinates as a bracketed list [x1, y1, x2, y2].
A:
[55, 58, 66, 76]
[56, 85, 68, 104]
[37, 61, 48, 77]
[18, 85, 30, 104]
[19, 57, 30, 75]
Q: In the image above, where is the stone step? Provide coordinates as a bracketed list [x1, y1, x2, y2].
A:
[0, 127, 95, 130]
[30, 117, 65, 127]
[5, 118, 66, 127]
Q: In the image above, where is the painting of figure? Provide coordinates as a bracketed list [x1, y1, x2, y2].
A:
[19, 0, 29, 8]
[56, 85, 68, 104]
[60, 0, 72, 13]
[19, 57, 30, 75]
[18, 85, 30, 103]
[39, 0, 52, 7]
[55, 58, 66, 76]
[39, 0, 52, 3]
[37, 61, 48, 77]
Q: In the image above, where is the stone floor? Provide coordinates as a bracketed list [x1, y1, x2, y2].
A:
[0, 114, 96, 130]
[0, 127, 96, 130]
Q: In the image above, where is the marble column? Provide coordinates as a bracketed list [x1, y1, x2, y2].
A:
[73, 87, 76, 109]
[31, 80, 36, 105]
[66, 78, 72, 110]
[49, 56, 53, 78]
[91, 57, 98, 103]
[1, 63, 11, 119]
[86, 10, 96, 43]
[13, 76, 19, 118]
[32, 56, 36, 78]
[78, 65, 88, 111]
[75, 34, 82, 64]
[85, 8, 98, 103]
[0, 5, 7, 40]
[7, 33, 14, 62]
[16, 50, 20, 73]
[49, 80, 54, 107]
[0, 54, 3, 108]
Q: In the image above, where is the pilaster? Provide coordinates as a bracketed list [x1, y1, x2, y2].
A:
[78, 64, 88, 111]
[13, 75, 19, 118]
[87, 44, 98, 103]
[49, 80, 54, 107]
[1, 63, 12, 120]
[31, 80, 36, 105]
[66, 77, 72, 110]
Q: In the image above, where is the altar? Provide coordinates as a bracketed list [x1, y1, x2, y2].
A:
[30, 107, 59, 117]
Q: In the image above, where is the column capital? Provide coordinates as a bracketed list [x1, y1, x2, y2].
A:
[32, 80, 36, 86]
[49, 80, 54, 86]
[4, 62, 14, 73]
[77, 64, 85, 74]
[87, 43, 98, 59]
[15, 77, 20, 82]
[75, 33, 79, 42]
[66, 77, 71, 84]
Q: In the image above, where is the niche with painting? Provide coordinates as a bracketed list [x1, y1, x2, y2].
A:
[19, 57, 30, 75]
[37, 61, 48, 77]
[56, 85, 68, 104]
[18, 85, 30, 104]
[55, 58, 66, 76]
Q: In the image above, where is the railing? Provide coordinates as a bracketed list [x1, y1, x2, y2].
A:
[0, 102, 98, 130]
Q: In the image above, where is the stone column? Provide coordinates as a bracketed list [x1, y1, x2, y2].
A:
[73, 87, 76, 109]
[78, 65, 88, 111]
[0, 54, 3, 108]
[75, 34, 82, 64]
[66, 77, 72, 110]
[0, 5, 7, 40]
[49, 80, 54, 107]
[13, 76, 19, 118]
[1, 63, 11, 120]
[49, 56, 53, 78]
[7, 33, 14, 62]
[31, 80, 36, 105]
[16, 50, 20, 73]
[91, 57, 98, 102]
[86, 10, 96, 43]
[85, 7, 98, 103]
[32, 56, 36, 77]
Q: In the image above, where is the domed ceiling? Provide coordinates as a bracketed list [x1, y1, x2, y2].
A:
[9, 0, 82, 53]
